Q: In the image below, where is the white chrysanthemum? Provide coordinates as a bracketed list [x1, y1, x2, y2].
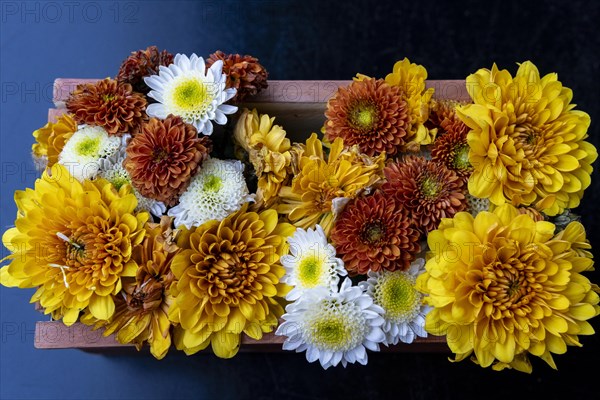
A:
[168, 158, 253, 229]
[466, 194, 490, 216]
[280, 225, 346, 301]
[98, 142, 166, 217]
[359, 258, 431, 346]
[144, 53, 237, 135]
[276, 278, 386, 369]
[58, 125, 121, 181]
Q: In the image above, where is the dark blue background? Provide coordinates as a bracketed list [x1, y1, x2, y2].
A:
[1, 1, 599, 399]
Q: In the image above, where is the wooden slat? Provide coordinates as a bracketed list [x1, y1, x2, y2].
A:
[35, 321, 447, 353]
[34, 78, 467, 353]
[53, 78, 469, 106]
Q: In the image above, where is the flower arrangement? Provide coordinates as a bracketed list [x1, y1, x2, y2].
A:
[1, 47, 598, 373]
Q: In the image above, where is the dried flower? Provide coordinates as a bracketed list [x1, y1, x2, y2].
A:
[117, 45, 175, 94]
[207, 51, 268, 102]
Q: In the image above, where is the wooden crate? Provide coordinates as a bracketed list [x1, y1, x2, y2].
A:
[34, 78, 470, 352]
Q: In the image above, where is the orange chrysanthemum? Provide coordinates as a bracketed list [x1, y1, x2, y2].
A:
[206, 51, 268, 102]
[382, 157, 467, 233]
[66, 78, 147, 135]
[331, 191, 421, 275]
[325, 78, 409, 156]
[117, 46, 175, 94]
[125, 115, 212, 206]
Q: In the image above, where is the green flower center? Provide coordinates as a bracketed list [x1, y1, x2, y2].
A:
[453, 144, 471, 170]
[203, 174, 222, 192]
[312, 317, 349, 348]
[349, 101, 378, 131]
[305, 299, 367, 352]
[110, 175, 130, 190]
[420, 175, 442, 198]
[361, 221, 386, 244]
[297, 256, 323, 287]
[375, 273, 421, 323]
[173, 79, 210, 110]
[75, 137, 101, 157]
[102, 94, 116, 102]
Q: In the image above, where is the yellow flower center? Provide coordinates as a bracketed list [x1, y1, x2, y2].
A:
[102, 94, 116, 102]
[76, 137, 101, 157]
[173, 79, 210, 111]
[203, 174, 222, 192]
[297, 256, 323, 287]
[349, 102, 378, 131]
[374, 273, 421, 323]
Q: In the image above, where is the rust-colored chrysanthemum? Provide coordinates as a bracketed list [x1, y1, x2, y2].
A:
[117, 46, 175, 94]
[331, 191, 421, 275]
[32, 113, 78, 169]
[431, 128, 473, 181]
[428, 99, 470, 137]
[325, 78, 410, 156]
[206, 51, 268, 102]
[125, 115, 212, 206]
[88, 217, 179, 360]
[66, 78, 147, 135]
[382, 157, 467, 233]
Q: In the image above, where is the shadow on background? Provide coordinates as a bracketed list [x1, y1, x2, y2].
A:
[1, 1, 599, 399]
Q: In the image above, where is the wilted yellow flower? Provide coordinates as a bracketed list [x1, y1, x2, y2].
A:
[277, 133, 385, 235]
[168, 204, 294, 358]
[83, 217, 179, 359]
[385, 58, 436, 149]
[457, 61, 597, 215]
[32, 114, 78, 168]
[234, 108, 291, 208]
[0, 165, 149, 324]
[417, 204, 599, 372]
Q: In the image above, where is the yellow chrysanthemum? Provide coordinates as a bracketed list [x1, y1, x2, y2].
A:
[0, 164, 149, 324]
[277, 133, 385, 235]
[31, 114, 78, 168]
[234, 108, 291, 208]
[385, 58, 436, 149]
[457, 61, 597, 215]
[82, 217, 179, 359]
[417, 204, 599, 372]
[168, 204, 295, 358]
